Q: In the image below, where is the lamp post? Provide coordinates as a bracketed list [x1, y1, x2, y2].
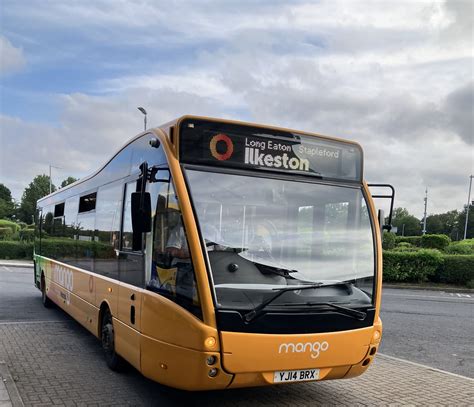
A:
[49, 165, 62, 194]
[137, 107, 147, 131]
[463, 175, 474, 240]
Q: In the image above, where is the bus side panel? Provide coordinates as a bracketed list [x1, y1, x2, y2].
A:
[140, 335, 233, 391]
[113, 284, 143, 370]
[47, 279, 99, 335]
[94, 277, 119, 317]
[113, 318, 141, 370]
[141, 291, 219, 352]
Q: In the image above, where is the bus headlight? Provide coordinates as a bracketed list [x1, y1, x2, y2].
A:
[208, 368, 218, 377]
[204, 336, 216, 349]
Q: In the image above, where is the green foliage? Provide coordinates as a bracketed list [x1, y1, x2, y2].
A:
[383, 249, 443, 283]
[19, 229, 35, 242]
[457, 204, 474, 239]
[0, 241, 33, 259]
[421, 234, 451, 251]
[0, 184, 14, 218]
[392, 242, 419, 252]
[391, 207, 422, 236]
[445, 239, 474, 254]
[60, 176, 78, 188]
[0, 227, 13, 240]
[433, 255, 474, 285]
[382, 232, 396, 250]
[395, 236, 422, 247]
[0, 219, 20, 233]
[18, 175, 55, 223]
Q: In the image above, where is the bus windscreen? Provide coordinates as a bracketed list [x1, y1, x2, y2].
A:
[179, 119, 363, 182]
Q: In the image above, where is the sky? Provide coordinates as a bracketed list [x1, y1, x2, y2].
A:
[0, 0, 472, 219]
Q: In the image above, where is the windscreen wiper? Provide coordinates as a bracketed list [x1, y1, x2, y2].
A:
[282, 301, 367, 321]
[243, 282, 349, 323]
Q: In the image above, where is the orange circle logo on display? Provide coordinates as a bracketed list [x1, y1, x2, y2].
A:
[210, 134, 234, 161]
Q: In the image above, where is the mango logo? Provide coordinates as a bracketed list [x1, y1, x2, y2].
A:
[210, 133, 234, 161]
[278, 341, 329, 359]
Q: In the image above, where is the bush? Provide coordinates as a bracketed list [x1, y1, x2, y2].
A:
[392, 242, 419, 252]
[19, 229, 35, 242]
[395, 236, 422, 247]
[446, 239, 474, 255]
[432, 255, 474, 285]
[383, 249, 443, 283]
[421, 234, 451, 251]
[0, 227, 13, 240]
[0, 219, 20, 233]
[0, 241, 33, 259]
[382, 232, 396, 250]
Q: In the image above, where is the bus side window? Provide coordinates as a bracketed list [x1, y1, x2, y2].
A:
[148, 174, 201, 319]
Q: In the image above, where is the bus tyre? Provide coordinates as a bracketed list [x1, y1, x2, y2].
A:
[41, 274, 53, 308]
[101, 309, 125, 371]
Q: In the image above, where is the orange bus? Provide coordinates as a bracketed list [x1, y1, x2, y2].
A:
[34, 116, 394, 390]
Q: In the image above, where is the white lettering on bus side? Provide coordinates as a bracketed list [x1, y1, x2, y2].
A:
[53, 264, 74, 292]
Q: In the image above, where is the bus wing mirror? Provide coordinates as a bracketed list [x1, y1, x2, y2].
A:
[378, 209, 385, 239]
[368, 184, 395, 233]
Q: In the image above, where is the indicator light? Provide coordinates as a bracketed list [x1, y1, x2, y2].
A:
[372, 331, 381, 342]
[205, 336, 216, 349]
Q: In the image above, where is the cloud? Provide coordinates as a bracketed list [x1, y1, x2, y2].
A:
[444, 82, 473, 145]
[1, 0, 472, 218]
[0, 36, 26, 75]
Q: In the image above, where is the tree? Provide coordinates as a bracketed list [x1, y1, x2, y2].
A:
[61, 176, 78, 188]
[18, 175, 55, 223]
[457, 204, 474, 239]
[391, 207, 422, 236]
[0, 184, 14, 219]
[426, 210, 460, 238]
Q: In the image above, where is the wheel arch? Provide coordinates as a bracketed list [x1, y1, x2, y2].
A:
[98, 300, 112, 337]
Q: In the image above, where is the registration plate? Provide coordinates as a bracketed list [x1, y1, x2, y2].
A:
[273, 369, 320, 383]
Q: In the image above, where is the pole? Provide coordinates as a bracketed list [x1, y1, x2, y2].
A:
[422, 188, 428, 235]
[144, 114, 147, 131]
[463, 175, 473, 240]
[49, 165, 52, 194]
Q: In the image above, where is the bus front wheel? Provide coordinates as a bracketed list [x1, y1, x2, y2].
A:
[101, 309, 125, 371]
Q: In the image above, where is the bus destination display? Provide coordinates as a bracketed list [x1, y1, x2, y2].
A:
[179, 119, 362, 182]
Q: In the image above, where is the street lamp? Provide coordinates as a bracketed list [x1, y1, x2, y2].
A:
[137, 107, 147, 131]
[463, 175, 474, 240]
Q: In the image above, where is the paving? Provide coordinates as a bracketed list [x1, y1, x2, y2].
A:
[0, 266, 473, 406]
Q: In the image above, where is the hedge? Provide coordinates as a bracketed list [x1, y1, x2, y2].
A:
[383, 249, 443, 283]
[0, 241, 33, 259]
[432, 255, 474, 286]
[395, 236, 422, 247]
[446, 239, 474, 255]
[0, 220, 20, 233]
[0, 227, 13, 240]
[382, 232, 396, 250]
[421, 234, 451, 251]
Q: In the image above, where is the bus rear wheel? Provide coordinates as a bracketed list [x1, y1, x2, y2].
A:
[41, 274, 53, 308]
[101, 309, 125, 371]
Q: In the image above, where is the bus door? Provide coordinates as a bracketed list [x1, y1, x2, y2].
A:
[116, 180, 146, 370]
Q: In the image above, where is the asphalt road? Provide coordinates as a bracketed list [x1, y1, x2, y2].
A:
[379, 287, 473, 377]
[1, 266, 473, 379]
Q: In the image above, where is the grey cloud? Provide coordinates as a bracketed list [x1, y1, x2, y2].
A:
[444, 82, 473, 145]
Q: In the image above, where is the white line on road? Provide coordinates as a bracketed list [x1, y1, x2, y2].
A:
[378, 353, 474, 381]
[1, 266, 13, 273]
[383, 292, 474, 301]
